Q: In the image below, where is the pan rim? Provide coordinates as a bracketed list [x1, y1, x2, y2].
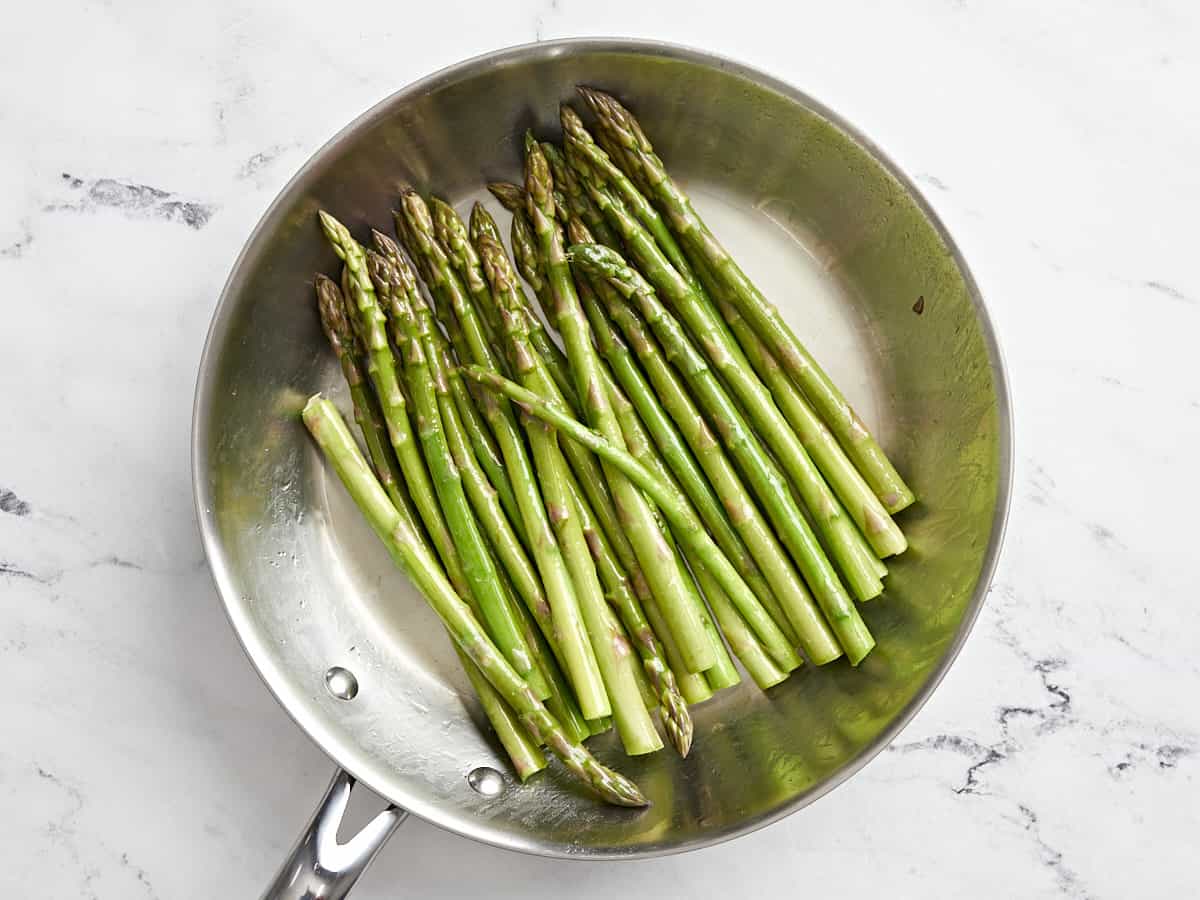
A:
[191, 35, 1013, 861]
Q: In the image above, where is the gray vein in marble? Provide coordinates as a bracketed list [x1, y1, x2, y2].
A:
[916, 173, 949, 191]
[0, 561, 49, 584]
[46, 173, 216, 229]
[34, 765, 160, 898]
[37, 765, 99, 900]
[1015, 804, 1092, 899]
[0, 554, 153, 588]
[1, 487, 32, 516]
[1108, 739, 1196, 778]
[1, 220, 34, 258]
[1142, 280, 1192, 304]
[238, 145, 289, 179]
[119, 853, 160, 900]
[1027, 459, 1057, 507]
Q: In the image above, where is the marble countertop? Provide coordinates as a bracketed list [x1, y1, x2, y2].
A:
[3, 2, 1196, 896]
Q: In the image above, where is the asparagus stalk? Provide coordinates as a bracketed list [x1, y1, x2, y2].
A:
[494, 216, 704, 654]
[432, 198, 579, 411]
[396, 191, 510, 380]
[541, 141, 622, 251]
[368, 250, 561, 653]
[569, 243, 875, 665]
[460, 648, 548, 780]
[428, 198, 499, 342]
[313, 274, 548, 775]
[468, 241, 712, 706]
[369, 246, 572, 722]
[463, 361, 805, 672]
[561, 106, 695, 292]
[567, 152, 883, 603]
[566, 474, 711, 711]
[478, 232, 666, 756]
[487, 181, 526, 215]
[581, 87, 916, 515]
[387, 207, 611, 720]
[573, 249, 842, 665]
[604, 367, 799, 683]
[517, 212, 773, 679]
[687, 252, 905, 562]
[563, 114, 901, 566]
[314, 275, 417, 523]
[302, 397, 646, 806]
[378, 258, 549, 699]
[371, 229, 526, 548]
[474, 204, 579, 413]
[568, 220, 801, 645]
[524, 136, 717, 674]
[691, 555, 790, 691]
[318, 213, 479, 599]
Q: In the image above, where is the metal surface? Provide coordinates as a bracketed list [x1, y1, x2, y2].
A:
[259, 770, 405, 900]
[192, 38, 1012, 863]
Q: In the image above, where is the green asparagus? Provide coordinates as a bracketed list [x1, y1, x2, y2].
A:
[477, 231, 672, 756]
[581, 87, 916, 515]
[567, 152, 884, 603]
[463, 362, 806, 672]
[379, 257, 549, 698]
[303, 397, 646, 805]
[525, 135, 718, 674]
[314, 274, 548, 776]
[569, 243, 875, 665]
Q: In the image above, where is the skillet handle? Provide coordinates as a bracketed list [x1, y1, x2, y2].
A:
[260, 768, 407, 900]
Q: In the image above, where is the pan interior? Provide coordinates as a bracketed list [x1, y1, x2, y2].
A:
[194, 40, 1008, 859]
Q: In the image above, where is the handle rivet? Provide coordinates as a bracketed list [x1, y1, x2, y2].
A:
[324, 666, 359, 700]
[467, 766, 505, 797]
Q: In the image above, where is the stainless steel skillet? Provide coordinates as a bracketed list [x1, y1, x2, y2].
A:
[191, 38, 1012, 899]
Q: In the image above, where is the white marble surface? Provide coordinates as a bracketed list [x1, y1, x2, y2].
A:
[2, 1, 1197, 896]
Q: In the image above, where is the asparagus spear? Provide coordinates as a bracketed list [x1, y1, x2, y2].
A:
[541, 141, 622, 251]
[315, 275, 415, 521]
[516, 202, 754, 682]
[318, 213, 478, 599]
[313, 274, 548, 775]
[687, 252, 904, 563]
[568, 221, 800, 642]
[429, 198, 498, 340]
[581, 87, 916, 515]
[479, 232, 694, 753]
[605, 365, 799, 682]
[567, 152, 883, 603]
[525, 136, 717, 674]
[378, 258, 549, 699]
[463, 361, 806, 671]
[385, 207, 611, 720]
[460, 646, 548, 781]
[561, 106, 694, 292]
[368, 231, 522, 526]
[367, 249, 558, 650]
[477, 232, 671, 756]
[471, 204, 579, 413]
[566, 473, 712, 710]
[485, 209, 715, 672]
[609, 433, 744, 694]
[562, 113, 902, 565]
[574, 248, 842, 664]
[691, 555, 789, 691]
[487, 181, 526, 215]
[569, 243, 875, 665]
[432, 198, 580, 410]
[303, 397, 646, 806]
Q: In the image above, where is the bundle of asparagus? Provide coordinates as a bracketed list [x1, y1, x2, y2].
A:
[303, 89, 914, 806]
